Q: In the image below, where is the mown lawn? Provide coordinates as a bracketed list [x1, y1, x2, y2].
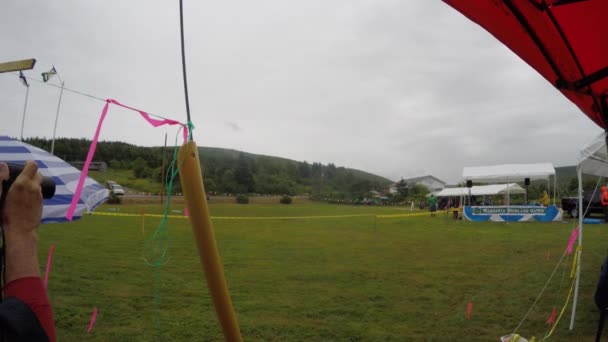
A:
[37, 202, 604, 341]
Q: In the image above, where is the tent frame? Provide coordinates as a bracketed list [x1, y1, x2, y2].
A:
[569, 166, 584, 330]
[462, 164, 557, 208]
[570, 132, 608, 330]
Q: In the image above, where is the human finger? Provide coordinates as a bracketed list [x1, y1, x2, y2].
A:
[20, 160, 39, 179]
[0, 162, 8, 182]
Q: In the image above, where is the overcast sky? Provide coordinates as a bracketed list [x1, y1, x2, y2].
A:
[0, 0, 601, 183]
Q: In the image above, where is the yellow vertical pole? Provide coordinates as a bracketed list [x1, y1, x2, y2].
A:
[178, 141, 242, 342]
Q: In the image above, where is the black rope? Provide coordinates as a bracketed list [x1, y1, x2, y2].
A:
[179, 0, 192, 126]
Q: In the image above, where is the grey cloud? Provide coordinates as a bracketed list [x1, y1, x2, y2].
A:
[0, 0, 601, 184]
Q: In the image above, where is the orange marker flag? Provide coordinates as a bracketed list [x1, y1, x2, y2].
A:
[466, 301, 473, 320]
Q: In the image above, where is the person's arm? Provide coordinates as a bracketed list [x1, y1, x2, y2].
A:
[1, 161, 56, 341]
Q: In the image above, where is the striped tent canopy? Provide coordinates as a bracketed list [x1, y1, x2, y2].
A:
[0, 136, 108, 223]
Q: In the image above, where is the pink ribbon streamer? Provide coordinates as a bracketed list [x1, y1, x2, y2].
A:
[66, 101, 110, 220]
[566, 227, 579, 255]
[65, 99, 188, 220]
[107, 99, 188, 142]
[43, 245, 54, 289]
[87, 307, 98, 333]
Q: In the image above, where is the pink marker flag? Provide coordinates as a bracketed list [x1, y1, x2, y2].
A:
[566, 227, 579, 255]
[87, 307, 98, 333]
[43, 245, 54, 290]
[184, 207, 189, 217]
[546, 307, 556, 327]
[65, 99, 188, 220]
[466, 301, 473, 320]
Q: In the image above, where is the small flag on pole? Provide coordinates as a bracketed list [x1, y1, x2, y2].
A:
[41, 67, 57, 82]
[87, 307, 98, 333]
[19, 71, 29, 87]
[43, 245, 54, 289]
[546, 307, 556, 328]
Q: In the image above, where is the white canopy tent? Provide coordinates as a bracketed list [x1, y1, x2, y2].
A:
[463, 163, 557, 205]
[436, 184, 526, 197]
[570, 132, 608, 330]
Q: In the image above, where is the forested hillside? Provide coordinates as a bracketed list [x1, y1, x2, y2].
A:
[25, 138, 392, 197]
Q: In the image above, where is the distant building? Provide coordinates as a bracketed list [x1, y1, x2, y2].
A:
[389, 175, 446, 193]
[71, 161, 107, 172]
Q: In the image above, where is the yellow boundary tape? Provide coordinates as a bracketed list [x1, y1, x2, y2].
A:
[542, 245, 581, 340]
[91, 211, 434, 220]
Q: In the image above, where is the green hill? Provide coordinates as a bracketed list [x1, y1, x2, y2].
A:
[555, 165, 577, 181]
[24, 138, 392, 197]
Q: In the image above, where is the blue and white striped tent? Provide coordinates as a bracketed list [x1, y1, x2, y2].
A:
[0, 136, 109, 223]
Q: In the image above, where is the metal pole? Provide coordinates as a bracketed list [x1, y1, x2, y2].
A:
[547, 178, 550, 205]
[177, 1, 240, 339]
[507, 178, 510, 222]
[554, 175, 557, 205]
[19, 86, 30, 141]
[50, 81, 65, 155]
[179, 0, 192, 125]
[569, 166, 584, 330]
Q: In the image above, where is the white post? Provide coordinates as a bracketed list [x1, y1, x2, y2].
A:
[569, 166, 584, 330]
[50, 81, 64, 155]
[554, 175, 557, 205]
[19, 86, 30, 141]
[507, 178, 510, 221]
[547, 178, 551, 205]
[507, 180, 510, 206]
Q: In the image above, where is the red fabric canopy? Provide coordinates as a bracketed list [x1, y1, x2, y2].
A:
[444, 0, 608, 128]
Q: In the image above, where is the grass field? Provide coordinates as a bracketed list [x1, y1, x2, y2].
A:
[38, 202, 604, 341]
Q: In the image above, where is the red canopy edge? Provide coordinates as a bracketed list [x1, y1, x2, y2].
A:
[443, 0, 608, 128]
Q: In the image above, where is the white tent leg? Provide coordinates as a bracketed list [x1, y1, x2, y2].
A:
[569, 167, 584, 330]
[547, 178, 550, 205]
[553, 175, 557, 205]
[507, 179, 510, 223]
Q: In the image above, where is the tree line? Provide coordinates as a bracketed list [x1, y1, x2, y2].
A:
[25, 137, 392, 197]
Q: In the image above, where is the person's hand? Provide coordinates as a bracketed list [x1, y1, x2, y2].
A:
[2, 161, 43, 237]
[0, 162, 8, 198]
[2, 161, 43, 283]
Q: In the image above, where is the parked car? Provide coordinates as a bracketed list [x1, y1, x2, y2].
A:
[106, 181, 125, 196]
[561, 190, 603, 218]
